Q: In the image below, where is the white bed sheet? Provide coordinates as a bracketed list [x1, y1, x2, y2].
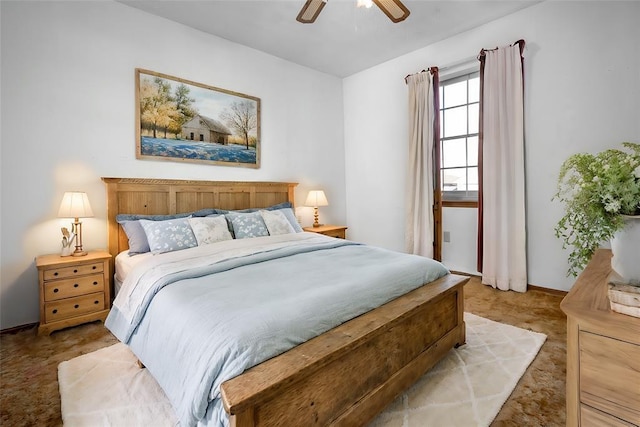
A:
[114, 251, 154, 295]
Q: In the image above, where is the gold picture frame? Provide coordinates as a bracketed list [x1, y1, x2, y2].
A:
[135, 69, 260, 168]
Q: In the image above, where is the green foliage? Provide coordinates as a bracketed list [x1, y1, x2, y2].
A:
[139, 78, 198, 138]
[554, 142, 640, 276]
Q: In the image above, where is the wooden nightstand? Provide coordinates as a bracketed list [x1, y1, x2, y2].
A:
[303, 225, 348, 239]
[36, 250, 112, 335]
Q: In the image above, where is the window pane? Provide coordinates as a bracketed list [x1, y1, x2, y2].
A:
[468, 103, 479, 134]
[442, 138, 466, 168]
[467, 167, 478, 191]
[442, 168, 467, 192]
[439, 71, 480, 203]
[443, 106, 467, 138]
[443, 80, 467, 108]
[468, 77, 480, 103]
[467, 136, 478, 166]
[439, 85, 443, 107]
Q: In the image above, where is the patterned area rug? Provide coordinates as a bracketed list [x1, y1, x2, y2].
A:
[370, 313, 546, 426]
[58, 313, 545, 426]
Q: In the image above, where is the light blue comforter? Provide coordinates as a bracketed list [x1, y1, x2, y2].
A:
[105, 233, 448, 426]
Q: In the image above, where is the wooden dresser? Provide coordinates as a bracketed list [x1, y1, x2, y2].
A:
[560, 249, 640, 426]
[36, 250, 112, 335]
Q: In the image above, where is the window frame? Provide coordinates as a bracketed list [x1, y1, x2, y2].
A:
[439, 71, 480, 207]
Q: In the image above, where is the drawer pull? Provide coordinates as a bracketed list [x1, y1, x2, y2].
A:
[52, 309, 58, 314]
[74, 284, 79, 288]
[92, 266, 97, 270]
[74, 304, 79, 309]
[73, 269, 78, 273]
[54, 272, 59, 276]
[53, 288, 59, 293]
[93, 281, 98, 285]
[94, 300, 99, 304]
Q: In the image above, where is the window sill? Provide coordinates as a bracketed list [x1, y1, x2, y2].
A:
[442, 200, 478, 208]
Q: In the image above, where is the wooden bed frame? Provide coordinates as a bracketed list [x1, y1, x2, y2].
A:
[102, 177, 468, 427]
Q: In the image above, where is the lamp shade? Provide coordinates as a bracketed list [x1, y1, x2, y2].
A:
[305, 190, 329, 207]
[58, 192, 94, 218]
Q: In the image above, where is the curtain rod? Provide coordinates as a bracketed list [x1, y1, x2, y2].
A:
[404, 54, 477, 84]
[404, 66, 437, 84]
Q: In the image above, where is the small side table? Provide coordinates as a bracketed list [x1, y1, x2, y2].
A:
[303, 225, 348, 239]
[36, 250, 112, 335]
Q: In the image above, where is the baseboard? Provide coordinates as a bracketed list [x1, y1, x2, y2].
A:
[526, 284, 568, 296]
[0, 323, 38, 335]
[452, 271, 568, 296]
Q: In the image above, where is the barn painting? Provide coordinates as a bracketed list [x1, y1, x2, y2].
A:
[135, 69, 260, 168]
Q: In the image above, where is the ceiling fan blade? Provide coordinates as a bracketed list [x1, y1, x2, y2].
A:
[296, 0, 327, 24]
[372, 0, 410, 23]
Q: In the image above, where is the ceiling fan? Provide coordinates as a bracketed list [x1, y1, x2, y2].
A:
[296, 0, 410, 24]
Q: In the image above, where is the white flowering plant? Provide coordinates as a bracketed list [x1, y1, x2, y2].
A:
[554, 142, 640, 276]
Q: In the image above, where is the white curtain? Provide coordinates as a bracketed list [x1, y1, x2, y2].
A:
[405, 72, 436, 258]
[481, 43, 527, 291]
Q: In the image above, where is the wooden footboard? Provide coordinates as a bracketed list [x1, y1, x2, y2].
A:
[221, 273, 467, 427]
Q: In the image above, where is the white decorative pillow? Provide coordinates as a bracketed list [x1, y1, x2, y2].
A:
[139, 218, 197, 254]
[277, 208, 303, 233]
[260, 209, 295, 236]
[188, 216, 232, 246]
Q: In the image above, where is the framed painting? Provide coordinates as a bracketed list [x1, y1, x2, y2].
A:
[135, 69, 260, 168]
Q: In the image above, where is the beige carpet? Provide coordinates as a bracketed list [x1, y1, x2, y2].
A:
[58, 313, 545, 426]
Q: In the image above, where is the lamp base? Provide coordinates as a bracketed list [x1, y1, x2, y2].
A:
[72, 250, 88, 257]
[312, 207, 323, 228]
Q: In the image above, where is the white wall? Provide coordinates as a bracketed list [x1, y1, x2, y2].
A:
[0, 1, 346, 329]
[344, 1, 640, 290]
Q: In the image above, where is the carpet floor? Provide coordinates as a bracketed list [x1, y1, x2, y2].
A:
[0, 277, 567, 426]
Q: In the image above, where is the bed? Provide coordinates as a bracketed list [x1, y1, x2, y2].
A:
[102, 177, 468, 427]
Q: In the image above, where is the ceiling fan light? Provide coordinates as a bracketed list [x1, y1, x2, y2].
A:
[372, 0, 410, 22]
[357, 0, 374, 9]
[296, 0, 327, 23]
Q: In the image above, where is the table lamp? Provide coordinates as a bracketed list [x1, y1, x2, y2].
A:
[305, 190, 328, 228]
[58, 191, 94, 256]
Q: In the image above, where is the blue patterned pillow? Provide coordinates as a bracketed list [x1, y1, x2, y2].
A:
[117, 212, 192, 255]
[225, 211, 269, 239]
[139, 218, 197, 253]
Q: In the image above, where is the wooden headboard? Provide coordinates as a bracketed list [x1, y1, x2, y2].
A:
[102, 177, 297, 260]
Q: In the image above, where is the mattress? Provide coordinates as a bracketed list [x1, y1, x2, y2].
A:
[114, 250, 153, 295]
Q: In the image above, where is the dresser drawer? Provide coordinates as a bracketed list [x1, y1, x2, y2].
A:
[43, 274, 104, 301]
[323, 229, 346, 239]
[44, 293, 105, 323]
[579, 331, 640, 424]
[43, 261, 103, 281]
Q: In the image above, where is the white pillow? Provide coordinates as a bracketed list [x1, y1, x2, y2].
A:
[188, 216, 233, 245]
[260, 209, 295, 236]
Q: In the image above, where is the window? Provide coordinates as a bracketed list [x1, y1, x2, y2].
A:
[439, 72, 480, 204]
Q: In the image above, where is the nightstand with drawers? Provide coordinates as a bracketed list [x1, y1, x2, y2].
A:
[36, 250, 112, 335]
[303, 225, 348, 239]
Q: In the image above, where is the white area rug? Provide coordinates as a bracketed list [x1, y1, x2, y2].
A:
[58, 313, 546, 427]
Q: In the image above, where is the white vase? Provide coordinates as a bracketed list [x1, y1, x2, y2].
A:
[610, 215, 640, 286]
